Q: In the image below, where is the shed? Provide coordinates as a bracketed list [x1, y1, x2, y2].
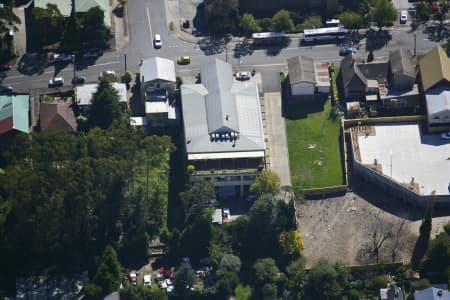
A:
[389, 49, 415, 91]
[287, 56, 315, 96]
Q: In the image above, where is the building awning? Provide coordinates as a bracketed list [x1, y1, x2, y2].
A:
[188, 150, 265, 160]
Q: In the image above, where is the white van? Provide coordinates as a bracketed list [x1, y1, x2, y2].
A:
[400, 10, 408, 24]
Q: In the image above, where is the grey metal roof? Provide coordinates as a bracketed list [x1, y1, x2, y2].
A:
[358, 62, 389, 83]
[287, 56, 315, 84]
[181, 59, 265, 155]
[389, 49, 415, 79]
[140, 57, 176, 83]
[425, 86, 450, 115]
[415, 287, 450, 300]
[340, 53, 367, 88]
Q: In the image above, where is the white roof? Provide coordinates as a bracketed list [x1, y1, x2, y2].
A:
[426, 86, 450, 115]
[188, 150, 265, 160]
[140, 57, 176, 83]
[76, 83, 128, 106]
[145, 101, 176, 119]
[130, 116, 147, 126]
[304, 26, 346, 35]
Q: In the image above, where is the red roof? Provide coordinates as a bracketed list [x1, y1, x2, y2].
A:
[0, 116, 13, 134]
[39, 102, 77, 131]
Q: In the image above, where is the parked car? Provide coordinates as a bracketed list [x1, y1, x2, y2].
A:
[48, 77, 64, 88]
[129, 270, 137, 285]
[177, 56, 190, 65]
[0, 64, 11, 71]
[0, 85, 13, 93]
[339, 47, 357, 56]
[441, 132, 450, 140]
[153, 34, 162, 48]
[143, 274, 151, 287]
[53, 54, 74, 63]
[236, 71, 251, 81]
[400, 10, 408, 24]
[101, 70, 116, 76]
[72, 75, 86, 84]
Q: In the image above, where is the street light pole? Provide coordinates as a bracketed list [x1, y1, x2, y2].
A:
[124, 52, 127, 71]
[413, 33, 417, 57]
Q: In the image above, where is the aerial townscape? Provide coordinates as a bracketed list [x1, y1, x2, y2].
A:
[1, 0, 450, 298]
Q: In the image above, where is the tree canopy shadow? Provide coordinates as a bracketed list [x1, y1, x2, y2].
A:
[192, 1, 207, 36]
[233, 40, 254, 58]
[17, 52, 48, 75]
[198, 35, 232, 56]
[365, 29, 392, 51]
[422, 24, 450, 42]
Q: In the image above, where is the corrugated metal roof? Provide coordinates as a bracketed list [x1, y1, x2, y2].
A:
[34, 0, 72, 16]
[419, 46, 450, 91]
[75, 0, 111, 27]
[425, 86, 450, 115]
[287, 56, 315, 84]
[415, 287, 450, 300]
[140, 57, 176, 83]
[181, 59, 265, 156]
[0, 95, 29, 134]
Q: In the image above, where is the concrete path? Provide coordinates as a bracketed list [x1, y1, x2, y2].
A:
[263, 92, 291, 187]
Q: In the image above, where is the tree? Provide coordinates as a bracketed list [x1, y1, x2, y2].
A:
[204, 0, 239, 34]
[297, 16, 322, 32]
[234, 284, 252, 300]
[180, 177, 216, 224]
[262, 283, 277, 300]
[61, 7, 81, 51]
[87, 245, 122, 298]
[338, 11, 363, 31]
[253, 258, 280, 286]
[369, 0, 397, 30]
[286, 257, 306, 299]
[217, 254, 242, 277]
[250, 170, 281, 196]
[240, 13, 261, 36]
[31, 4, 65, 47]
[279, 230, 304, 259]
[87, 79, 124, 129]
[303, 258, 349, 300]
[424, 225, 450, 281]
[120, 285, 168, 300]
[80, 6, 112, 49]
[174, 263, 196, 297]
[180, 215, 213, 259]
[270, 10, 294, 32]
[215, 271, 240, 299]
[0, 4, 20, 37]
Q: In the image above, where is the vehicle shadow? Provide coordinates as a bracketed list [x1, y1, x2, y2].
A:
[365, 29, 392, 51]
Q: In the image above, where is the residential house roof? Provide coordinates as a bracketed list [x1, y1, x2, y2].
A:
[415, 287, 450, 300]
[74, 0, 111, 27]
[39, 102, 77, 131]
[34, 0, 72, 16]
[389, 48, 415, 79]
[425, 86, 450, 115]
[140, 57, 176, 84]
[145, 100, 176, 120]
[340, 53, 367, 88]
[358, 61, 389, 83]
[419, 46, 450, 91]
[76, 83, 128, 106]
[287, 55, 315, 84]
[181, 59, 265, 159]
[0, 95, 29, 134]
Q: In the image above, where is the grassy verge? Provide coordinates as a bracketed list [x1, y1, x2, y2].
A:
[331, 66, 339, 102]
[286, 100, 343, 188]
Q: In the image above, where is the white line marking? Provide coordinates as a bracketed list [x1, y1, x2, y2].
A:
[146, 7, 153, 39]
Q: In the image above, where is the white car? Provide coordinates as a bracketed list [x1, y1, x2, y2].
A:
[143, 274, 151, 287]
[154, 34, 162, 48]
[101, 70, 116, 77]
[441, 132, 450, 140]
[48, 77, 64, 87]
[400, 10, 408, 24]
[236, 71, 251, 81]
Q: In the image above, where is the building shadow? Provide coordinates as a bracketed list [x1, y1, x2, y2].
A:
[129, 84, 145, 116]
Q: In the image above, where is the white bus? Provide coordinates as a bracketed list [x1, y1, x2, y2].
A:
[252, 32, 289, 46]
[303, 26, 347, 43]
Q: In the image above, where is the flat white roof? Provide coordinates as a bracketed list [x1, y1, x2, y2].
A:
[145, 101, 176, 119]
[357, 123, 450, 196]
[188, 150, 265, 160]
[130, 116, 147, 126]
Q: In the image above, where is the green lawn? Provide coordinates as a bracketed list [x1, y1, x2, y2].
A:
[286, 100, 343, 189]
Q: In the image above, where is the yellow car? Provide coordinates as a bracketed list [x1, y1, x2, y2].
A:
[177, 56, 191, 65]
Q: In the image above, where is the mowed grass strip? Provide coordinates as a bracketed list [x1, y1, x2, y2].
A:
[286, 100, 343, 189]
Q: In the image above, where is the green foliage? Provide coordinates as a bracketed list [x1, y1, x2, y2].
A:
[369, 0, 397, 29]
[187, 164, 195, 173]
[303, 258, 349, 300]
[262, 283, 277, 299]
[250, 170, 281, 196]
[253, 258, 280, 286]
[169, 21, 175, 32]
[31, 4, 65, 47]
[410, 279, 431, 292]
[270, 10, 294, 32]
[174, 263, 196, 297]
[87, 79, 125, 129]
[0, 3, 21, 37]
[61, 8, 81, 50]
[179, 215, 214, 259]
[257, 18, 272, 31]
[87, 245, 122, 298]
[80, 6, 112, 49]
[425, 224, 450, 281]
[234, 284, 252, 300]
[338, 11, 363, 31]
[204, 0, 239, 34]
[215, 271, 240, 299]
[120, 285, 168, 300]
[297, 16, 322, 32]
[286, 257, 306, 298]
[180, 177, 216, 224]
[240, 13, 261, 36]
[279, 230, 304, 259]
[122, 71, 133, 84]
[217, 254, 242, 277]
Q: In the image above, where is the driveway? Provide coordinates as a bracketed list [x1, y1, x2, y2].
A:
[263, 92, 291, 187]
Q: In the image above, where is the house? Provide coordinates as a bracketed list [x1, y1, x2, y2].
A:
[0, 94, 29, 135]
[140, 57, 177, 127]
[181, 59, 265, 199]
[389, 48, 415, 91]
[39, 101, 77, 132]
[75, 82, 128, 108]
[74, 0, 111, 27]
[287, 55, 330, 98]
[34, 0, 72, 16]
[379, 285, 404, 300]
[424, 86, 450, 125]
[414, 287, 450, 300]
[339, 53, 367, 99]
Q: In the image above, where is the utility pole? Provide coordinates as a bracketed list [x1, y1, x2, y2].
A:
[124, 52, 127, 71]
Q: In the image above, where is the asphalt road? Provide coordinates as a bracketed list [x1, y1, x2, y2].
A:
[1, 0, 444, 92]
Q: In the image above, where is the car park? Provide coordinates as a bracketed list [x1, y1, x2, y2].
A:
[177, 56, 190, 65]
[0, 64, 11, 71]
[236, 71, 251, 81]
[441, 132, 450, 140]
[129, 270, 137, 285]
[48, 77, 64, 88]
[72, 75, 86, 85]
[153, 34, 162, 48]
[339, 47, 357, 56]
[400, 10, 408, 24]
[143, 274, 151, 287]
[0, 85, 13, 93]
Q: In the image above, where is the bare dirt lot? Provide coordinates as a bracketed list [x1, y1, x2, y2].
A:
[297, 176, 450, 268]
